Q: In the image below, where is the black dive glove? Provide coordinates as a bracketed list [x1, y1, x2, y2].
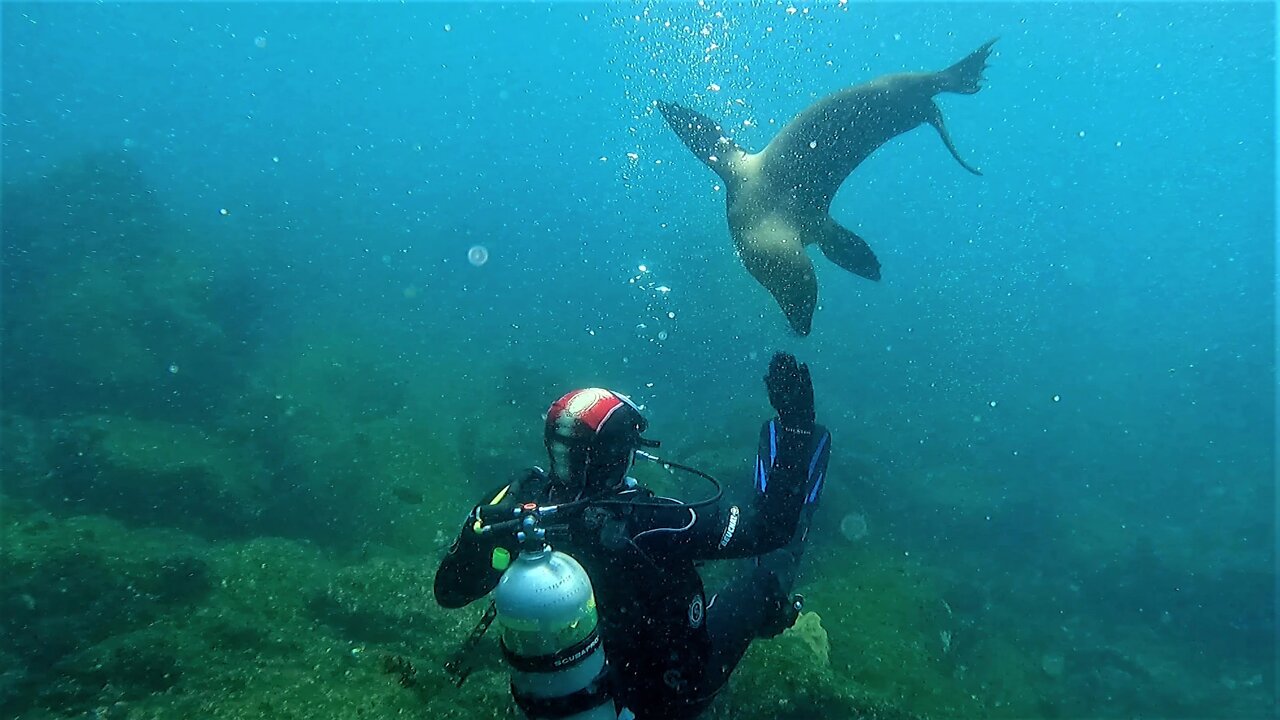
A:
[765, 351, 815, 433]
[455, 468, 544, 549]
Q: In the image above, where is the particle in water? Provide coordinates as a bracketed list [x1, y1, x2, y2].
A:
[168, 364, 180, 374]
[1041, 652, 1065, 678]
[1053, 394, 1061, 402]
[667, 312, 675, 319]
[254, 36, 267, 49]
[219, 208, 229, 216]
[467, 245, 489, 266]
[657, 331, 668, 341]
[840, 512, 868, 542]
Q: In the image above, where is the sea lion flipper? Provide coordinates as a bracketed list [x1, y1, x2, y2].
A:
[655, 100, 746, 183]
[738, 235, 818, 336]
[938, 38, 997, 95]
[925, 101, 983, 176]
[817, 221, 881, 281]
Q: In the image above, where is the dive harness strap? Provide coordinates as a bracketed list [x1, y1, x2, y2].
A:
[443, 599, 499, 687]
[500, 628, 602, 673]
[511, 662, 613, 719]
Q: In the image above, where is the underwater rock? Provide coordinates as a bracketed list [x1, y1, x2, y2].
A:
[315, 559, 451, 651]
[456, 412, 538, 492]
[0, 413, 44, 497]
[0, 647, 27, 709]
[497, 359, 575, 415]
[0, 507, 212, 716]
[33, 414, 265, 538]
[784, 611, 831, 668]
[718, 605, 924, 720]
[2, 151, 265, 423]
[217, 331, 467, 550]
[454, 362, 550, 494]
[392, 486, 426, 505]
[45, 632, 183, 710]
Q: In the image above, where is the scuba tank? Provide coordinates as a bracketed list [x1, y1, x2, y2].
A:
[466, 451, 723, 719]
[491, 506, 619, 720]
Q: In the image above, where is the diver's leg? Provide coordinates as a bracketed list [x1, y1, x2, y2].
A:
[700, 458, 826, 693]
[701, 516, 815, 692]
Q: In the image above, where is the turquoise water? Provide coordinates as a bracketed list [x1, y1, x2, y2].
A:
[3, 2, 1274, 719]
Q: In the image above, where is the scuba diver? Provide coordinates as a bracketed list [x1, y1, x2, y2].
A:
[434, 351, 832, 720]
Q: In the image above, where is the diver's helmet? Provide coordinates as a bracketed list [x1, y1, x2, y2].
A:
[544, 389, 654, 497]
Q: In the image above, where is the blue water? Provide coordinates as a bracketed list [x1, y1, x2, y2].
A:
[4, 2, 1275, 718]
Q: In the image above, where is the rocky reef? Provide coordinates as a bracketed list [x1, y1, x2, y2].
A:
[2, 152, 265, 424]
[1, 152, 1272, 720]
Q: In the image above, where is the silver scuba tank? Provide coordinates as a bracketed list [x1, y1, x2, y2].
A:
[494, 542, 618, 720]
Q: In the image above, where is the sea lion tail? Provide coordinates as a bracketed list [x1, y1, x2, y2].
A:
[938, 38, 997, 95]
[925, 102, 983, 176]
[817, 219, 881, 281]
[654, 100, 746, 184]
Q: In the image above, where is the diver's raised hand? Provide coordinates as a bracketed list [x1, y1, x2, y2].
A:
[764, 351, 815, 433]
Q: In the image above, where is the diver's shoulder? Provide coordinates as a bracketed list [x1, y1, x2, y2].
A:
[473, 467, 549, 507]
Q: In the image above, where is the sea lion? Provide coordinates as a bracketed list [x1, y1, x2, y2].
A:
[657, 39, 996, 335]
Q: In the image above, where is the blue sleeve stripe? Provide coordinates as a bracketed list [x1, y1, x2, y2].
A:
[806, 471, 825, 504]
[807, 432, 830, 480]
[755, 456, 766, 492]
[768, 420, 777, 463]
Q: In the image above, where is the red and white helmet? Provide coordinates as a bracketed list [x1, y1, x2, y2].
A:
[544, 388, 651, 493]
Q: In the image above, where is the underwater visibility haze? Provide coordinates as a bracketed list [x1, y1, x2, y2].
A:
[1, 2, 1275, 719]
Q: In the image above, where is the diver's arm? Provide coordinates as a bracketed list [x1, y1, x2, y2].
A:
[634, 352, 831, 559]
[433, 475, 531, 609]
[634, 419, 830, 559]
[434, 502, 505, 609]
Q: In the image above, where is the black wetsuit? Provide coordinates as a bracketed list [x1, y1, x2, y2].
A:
[434, 419, 832, 720]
